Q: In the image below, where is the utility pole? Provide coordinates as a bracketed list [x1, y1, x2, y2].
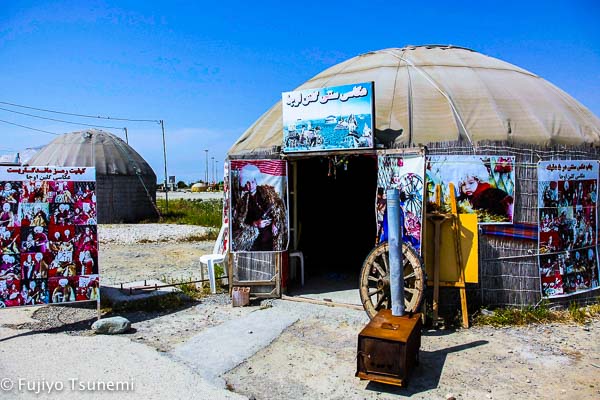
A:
[160, 120, 169, 213]
[123, 127, 129, 144]
[215, 160, 219, 186]
[204, 149, 209, 183]
[210, 157, 215, 184]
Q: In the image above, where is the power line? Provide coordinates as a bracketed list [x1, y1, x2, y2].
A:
[0, 100, 160, 123]
[0, 106, 126, 130]
[0, 118, 60, 135]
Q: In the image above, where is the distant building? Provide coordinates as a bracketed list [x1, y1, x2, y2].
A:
[0, 146, 42, 165]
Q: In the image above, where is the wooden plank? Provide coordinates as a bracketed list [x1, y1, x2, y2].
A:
[281, 295, 364, 310]
[449, 183, 469, 329]
[282, 148, 376, 159]
[274, 253, 281, 297]
[232, 280, 277, 286]
[426, 281, 465, 288]
[432, 185, 442, 322]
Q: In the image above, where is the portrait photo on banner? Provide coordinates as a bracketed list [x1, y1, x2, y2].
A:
[426, 155, 515, 224]
[229, 160, 289, 253]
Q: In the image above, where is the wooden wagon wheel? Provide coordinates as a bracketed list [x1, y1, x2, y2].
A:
[359, 242, 425, 319]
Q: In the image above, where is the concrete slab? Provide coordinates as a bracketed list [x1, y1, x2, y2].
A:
[169, 306, 299, 386]
[0, 326, 245, 400]
[0, 306, 39, 325]
[287, 273, 362, 306]
[101, 280, 185, 310]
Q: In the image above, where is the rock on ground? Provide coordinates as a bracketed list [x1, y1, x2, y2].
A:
[92, 316, 132, 334]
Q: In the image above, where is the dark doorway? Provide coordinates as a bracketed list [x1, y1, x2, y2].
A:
[292, 155, 377, 300]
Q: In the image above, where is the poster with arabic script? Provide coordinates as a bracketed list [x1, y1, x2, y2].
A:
[0, 166, 99, 308]
[282, 82, 374, 153]
[538, 160, 599, 298]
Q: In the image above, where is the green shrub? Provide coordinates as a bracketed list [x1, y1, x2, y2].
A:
[569, 301, 588, 324]
[156, 199, 223, 227]
[475, 301, 567, 327]
[475, 298, 600, 327]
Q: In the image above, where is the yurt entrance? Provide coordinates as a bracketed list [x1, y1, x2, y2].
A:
[288, 155, 377, 304]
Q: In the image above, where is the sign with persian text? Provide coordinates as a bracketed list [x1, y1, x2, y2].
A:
[0, 166, 99, 308]
[282, 82, 374, 153]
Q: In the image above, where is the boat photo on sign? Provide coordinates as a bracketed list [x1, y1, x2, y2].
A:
[282, 82, 374, 153]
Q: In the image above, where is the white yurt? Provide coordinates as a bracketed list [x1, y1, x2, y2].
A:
[228, 45, 600, 311]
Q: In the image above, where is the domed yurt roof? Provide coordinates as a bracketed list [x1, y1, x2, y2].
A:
[229, 45, 600, 156]
[191, 182, 208, 192]
[27, 129, 155, 177]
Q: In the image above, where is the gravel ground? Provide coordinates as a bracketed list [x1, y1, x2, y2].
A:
[99, 223, 216, 244]
[223, 306, 600, 400]
[98, 224, 216, 285]
[2, 223, 600, 400]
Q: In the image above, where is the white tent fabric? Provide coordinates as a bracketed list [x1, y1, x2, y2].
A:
[229, 45, 600, 156]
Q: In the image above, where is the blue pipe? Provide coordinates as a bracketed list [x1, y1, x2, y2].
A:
[386, 188, 405, 316]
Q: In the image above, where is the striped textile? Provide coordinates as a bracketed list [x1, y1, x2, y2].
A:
[480, 223, 538, 240]
[230, 160, 287, 177]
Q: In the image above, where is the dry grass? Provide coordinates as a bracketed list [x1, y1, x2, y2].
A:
[474, 299, 600, 327]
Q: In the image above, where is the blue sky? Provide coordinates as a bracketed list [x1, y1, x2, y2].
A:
[0, 0, 598, 183]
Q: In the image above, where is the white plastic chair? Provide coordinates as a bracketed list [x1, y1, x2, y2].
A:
[200, 225, 227, 294]
[289, 250, 304, 287]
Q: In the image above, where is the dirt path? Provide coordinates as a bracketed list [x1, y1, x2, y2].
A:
[3, 233, 599, 399]
[223, 314, 600, 400]
[100, 238, 600, 400]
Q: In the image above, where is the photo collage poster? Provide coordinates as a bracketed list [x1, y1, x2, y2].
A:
[426, 155, 516, 224]
[376, 155, 425, 253]
[0, 166, 99, 308]
[538, 160, 599, 297]
[229, 160, 289, 253]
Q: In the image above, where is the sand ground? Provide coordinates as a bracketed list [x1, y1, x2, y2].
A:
[1, 226, 599, 400]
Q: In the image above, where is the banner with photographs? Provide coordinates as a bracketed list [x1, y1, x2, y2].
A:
[230, 160, 289, 253]
[282, 82, 374, 153]
[426, 155, 515, 224]
[0, 166, 99, 308]
[538, 160, 599, 297]
[376, 155, 425, 253]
